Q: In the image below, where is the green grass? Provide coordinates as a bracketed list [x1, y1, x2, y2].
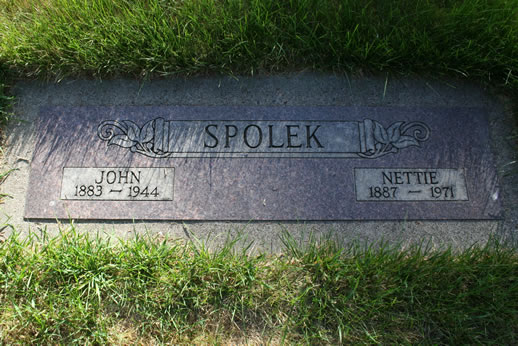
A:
[0, 228, 517, 344]
[0, 0, 517, 91]
[0, 66, 11, 127]
[0, 64, 14, 200]
[0, 0, 517, 125]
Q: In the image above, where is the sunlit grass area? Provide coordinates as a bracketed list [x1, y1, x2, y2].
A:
[0, 228, 516, 344]
[0, 0, 517, 89]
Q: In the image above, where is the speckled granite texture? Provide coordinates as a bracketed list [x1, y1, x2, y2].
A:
[25, 105, 501, 220]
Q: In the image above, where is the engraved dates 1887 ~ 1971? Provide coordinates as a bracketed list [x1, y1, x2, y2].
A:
[355, 168, 469, 201]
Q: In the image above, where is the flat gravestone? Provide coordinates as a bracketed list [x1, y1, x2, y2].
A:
[25, 106, 501, 220]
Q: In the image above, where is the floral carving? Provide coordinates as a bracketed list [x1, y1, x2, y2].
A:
[97, 118, 430, 159]
[358, 120, 431, 159]
[97, 118, 170, 158]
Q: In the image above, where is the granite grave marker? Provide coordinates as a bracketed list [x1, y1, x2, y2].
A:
[25, 106, 501, 220]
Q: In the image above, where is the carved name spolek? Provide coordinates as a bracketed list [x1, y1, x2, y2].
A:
[98, 118, 431, 158]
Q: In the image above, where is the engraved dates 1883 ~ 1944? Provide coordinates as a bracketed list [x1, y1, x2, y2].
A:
[61, 167, 175, 201]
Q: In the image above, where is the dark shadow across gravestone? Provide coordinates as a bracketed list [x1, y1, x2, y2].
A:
[24, 105, 501, 221]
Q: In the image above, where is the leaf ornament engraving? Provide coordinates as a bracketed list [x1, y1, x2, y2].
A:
[358, 119, 430, 159]
[97, 117, 430, 159]
[97, 118, 170, 158]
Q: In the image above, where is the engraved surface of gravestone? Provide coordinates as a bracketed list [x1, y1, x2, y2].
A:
[24, 106, 501, 220]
